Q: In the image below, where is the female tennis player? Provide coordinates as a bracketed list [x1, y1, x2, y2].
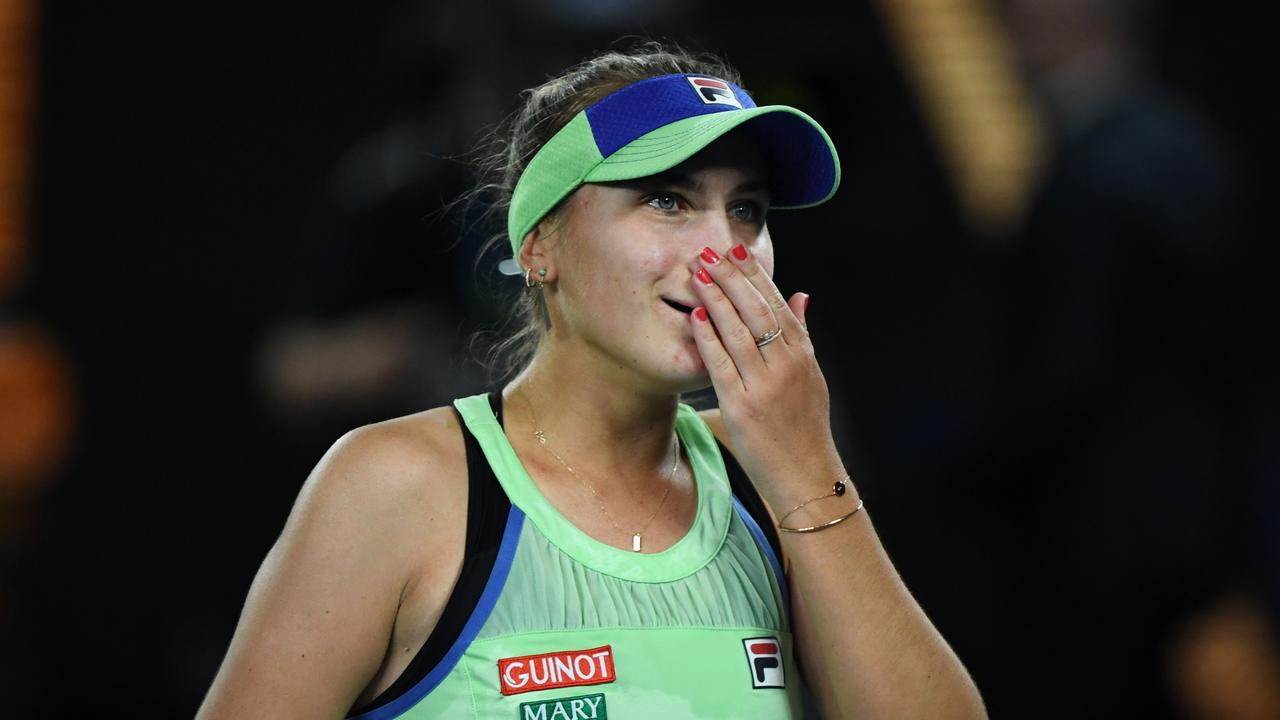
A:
[198, 41, 986, 719]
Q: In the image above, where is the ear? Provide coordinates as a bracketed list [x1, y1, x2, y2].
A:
[517, 214, 560, 283]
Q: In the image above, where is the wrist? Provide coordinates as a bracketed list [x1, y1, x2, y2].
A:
[777, 476, 862, 528]
[758, 460, 854, 513]
[779, 494, 862, 529]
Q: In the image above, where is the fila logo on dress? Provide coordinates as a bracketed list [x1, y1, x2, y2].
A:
[499, 645, 617, 696]
[743, 637, 785, 689]
[687, 77, 743, 108]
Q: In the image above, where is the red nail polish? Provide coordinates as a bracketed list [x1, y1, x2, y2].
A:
[696, 268, 713, 285]
[700, 246, 720, 264]
[803, 293, 810, 312]
[693, 306, 708, 321]
[731, 244, 748, 261]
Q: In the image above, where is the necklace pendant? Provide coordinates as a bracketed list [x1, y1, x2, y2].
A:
[632, 533, 642, 552]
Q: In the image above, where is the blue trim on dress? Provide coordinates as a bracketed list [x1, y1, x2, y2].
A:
[731, 495, 790, 611]
[351, 505, 526, 719]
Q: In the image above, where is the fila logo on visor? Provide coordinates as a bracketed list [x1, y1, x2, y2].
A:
[688, 77, 742, 108]
[743, 637, 785, 689]
[498, 645, 617, 696]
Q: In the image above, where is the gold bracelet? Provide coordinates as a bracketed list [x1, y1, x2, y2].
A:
[778, 497, 865, 533]
[777, 477, 864, 533]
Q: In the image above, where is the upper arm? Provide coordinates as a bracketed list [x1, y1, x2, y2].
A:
[197, 419, 461, 719]
[697, 408, 790, 575]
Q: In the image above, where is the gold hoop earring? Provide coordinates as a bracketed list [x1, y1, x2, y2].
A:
[525, 267, 548, 289]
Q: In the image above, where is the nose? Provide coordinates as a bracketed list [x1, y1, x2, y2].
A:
[684, 213, 738, 272]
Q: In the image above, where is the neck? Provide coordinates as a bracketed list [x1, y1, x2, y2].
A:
[502, 346, 685, 487]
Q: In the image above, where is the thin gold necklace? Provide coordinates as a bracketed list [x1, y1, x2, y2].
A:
[518, 389, 679, 552]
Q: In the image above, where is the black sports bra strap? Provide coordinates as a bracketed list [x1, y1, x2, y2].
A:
[715, 438, 786, 576]
[344, 391, 512, 718]
[488, 388, 504, 424]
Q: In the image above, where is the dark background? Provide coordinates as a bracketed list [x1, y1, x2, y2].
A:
[3, 1, 1275, 716]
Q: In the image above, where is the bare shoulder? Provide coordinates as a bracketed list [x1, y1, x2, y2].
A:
[324, 405, 469, 510]
[287, 405, 469, 555]
[337, 404, 466, 479]
[309, 403, 473, 604]
[197, 404, 470, 719]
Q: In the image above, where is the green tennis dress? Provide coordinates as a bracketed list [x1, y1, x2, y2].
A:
[346, 390, 802, 719]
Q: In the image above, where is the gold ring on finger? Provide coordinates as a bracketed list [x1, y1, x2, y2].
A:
[755, 325, 783, 348]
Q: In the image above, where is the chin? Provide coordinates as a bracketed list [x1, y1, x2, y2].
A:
[655, 352, 713, 395]
[610, 316, 712, 394]
[647, 376, 712, 399]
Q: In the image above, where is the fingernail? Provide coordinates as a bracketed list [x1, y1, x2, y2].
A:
[693, 307, 708, 321]
[731, 243, 748, 261]
[696, 268, 713, 285]
[803, 293, 810, 312]
[700, 246, 720, 264]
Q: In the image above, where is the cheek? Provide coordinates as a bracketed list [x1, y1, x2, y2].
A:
[569, 241, 670, 314]
[593, 243, 670, 286]
[755, 234, 776, 277]
[635, 245, 674, 275]
[759, 250, 776, 277]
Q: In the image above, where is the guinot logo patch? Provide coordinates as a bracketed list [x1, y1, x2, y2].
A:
[498, 645, 616, 696]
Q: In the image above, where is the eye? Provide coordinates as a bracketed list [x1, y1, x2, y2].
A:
[645, 192, 683, 212]
[730, 201, 766, 224]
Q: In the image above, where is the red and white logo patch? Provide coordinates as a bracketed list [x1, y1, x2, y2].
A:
[497, 645, 617, 696]
[687, 77, 742, 108]
[743, 637, 785, 689]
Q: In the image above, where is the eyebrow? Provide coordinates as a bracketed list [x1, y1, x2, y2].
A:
[632, 170, 771, 196]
